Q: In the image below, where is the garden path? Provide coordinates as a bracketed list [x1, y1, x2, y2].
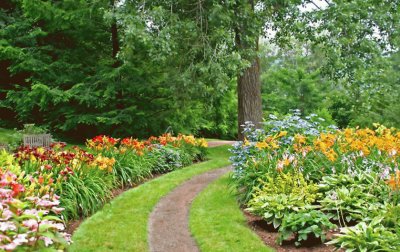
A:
[148, 141, 234, 252]
[207, 140, 236, 147]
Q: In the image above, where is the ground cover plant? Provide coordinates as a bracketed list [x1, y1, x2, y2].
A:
[230, 111, 400, 251]
[0, 133, 207, 251]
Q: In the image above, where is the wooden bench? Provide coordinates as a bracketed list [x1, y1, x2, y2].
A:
[23, 134, 52, 148]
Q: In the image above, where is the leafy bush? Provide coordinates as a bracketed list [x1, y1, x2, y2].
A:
[231, 112, 335, 203]
[150, 147, 186, 173]
[114, 151, 155, 186]
[19, 124, 49, 134]
[278, 210, 337, 246]
[327, 218, 400, 252]
[320, 185, 385, 225]
[0, 169, 70, 250]
[60, 169, 114, 220]
[231, 116, 400, 250]
[381, 204, 400, 230]
[247, 172, 319, 228]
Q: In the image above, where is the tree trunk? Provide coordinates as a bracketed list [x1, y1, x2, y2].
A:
[234, 0, 263, 140]
[237, 57, 263, 140]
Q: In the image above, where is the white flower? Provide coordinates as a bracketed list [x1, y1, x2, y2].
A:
[0, 221, 16, 232]
[40, 236, 54, 247]
[13, 234, 28, 245]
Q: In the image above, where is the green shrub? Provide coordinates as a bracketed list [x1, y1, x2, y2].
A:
[247, 172, 320, 228]
[109, 150, 154, 186]
[327, 218, 400, 252]
[320, 185, 384, 226]
[278, 210, 337, 246]
[60, 169, 114, 220]
[381, 204, 400, 230]
[150, 147, 192, 173]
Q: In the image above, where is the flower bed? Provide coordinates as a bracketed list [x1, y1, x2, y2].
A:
[0, 134, 207, 250]
[230, 112, 400, 251]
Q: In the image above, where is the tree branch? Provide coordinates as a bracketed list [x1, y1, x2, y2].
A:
[308, 0, 322, 11]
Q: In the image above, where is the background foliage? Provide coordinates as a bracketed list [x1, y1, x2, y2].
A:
[0, 0, 399, 141]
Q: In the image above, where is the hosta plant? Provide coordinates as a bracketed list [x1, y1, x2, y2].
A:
[278, 210, 337, 246]
[247, 172, 320, 228]
[327, 218, 400, 252]
[320, 185, 381, 226]
[382, 205, 400, 230]
[231, 120, 400, 250]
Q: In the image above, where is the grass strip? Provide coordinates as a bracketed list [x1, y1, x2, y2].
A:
[190, 174, 274, 252]
[68, 145, 231, 252]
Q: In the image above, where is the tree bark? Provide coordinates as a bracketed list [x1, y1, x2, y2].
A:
[234, 0, 263, 140]
[237, 57, 263, 140]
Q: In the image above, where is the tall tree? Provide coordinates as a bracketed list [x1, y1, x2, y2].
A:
[234, 1, 262, 139]
[126, 0, 399, 138]
[1, 0, 399, 140]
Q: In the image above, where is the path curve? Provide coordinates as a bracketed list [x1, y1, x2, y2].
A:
[148, 166, 232, 252]
[207, 140, 236, 147]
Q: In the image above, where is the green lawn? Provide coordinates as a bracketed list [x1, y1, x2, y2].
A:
[190, 174, 273, 252]
[69, 145, 232, 252]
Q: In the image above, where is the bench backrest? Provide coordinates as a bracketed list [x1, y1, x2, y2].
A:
[23, 134, 52, 148]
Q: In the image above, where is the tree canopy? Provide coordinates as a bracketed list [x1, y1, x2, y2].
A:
[1, 0, 399, 140]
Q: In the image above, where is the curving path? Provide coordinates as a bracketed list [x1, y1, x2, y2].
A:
[207, 140, 235, 147]
[148, 166, 232, 252]
[148, 141, 234, 252]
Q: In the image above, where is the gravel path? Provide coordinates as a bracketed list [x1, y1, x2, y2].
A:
[207, 140, 236, 147]
[148, 166, 232, 252]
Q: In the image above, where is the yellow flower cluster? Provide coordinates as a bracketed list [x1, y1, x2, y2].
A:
[181, 135, 196, 145]
[153, 133, 207, 148]
[252, 126, 399, 175]
[339, 128, 400, 158]
[195, 138, 208, 148]
[313, 133, 338, 161]
[291, 128, 400, 162]
[254, 132, 283, 150]
[86, 135, 119, 151]
[90, 155, 115, 172]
